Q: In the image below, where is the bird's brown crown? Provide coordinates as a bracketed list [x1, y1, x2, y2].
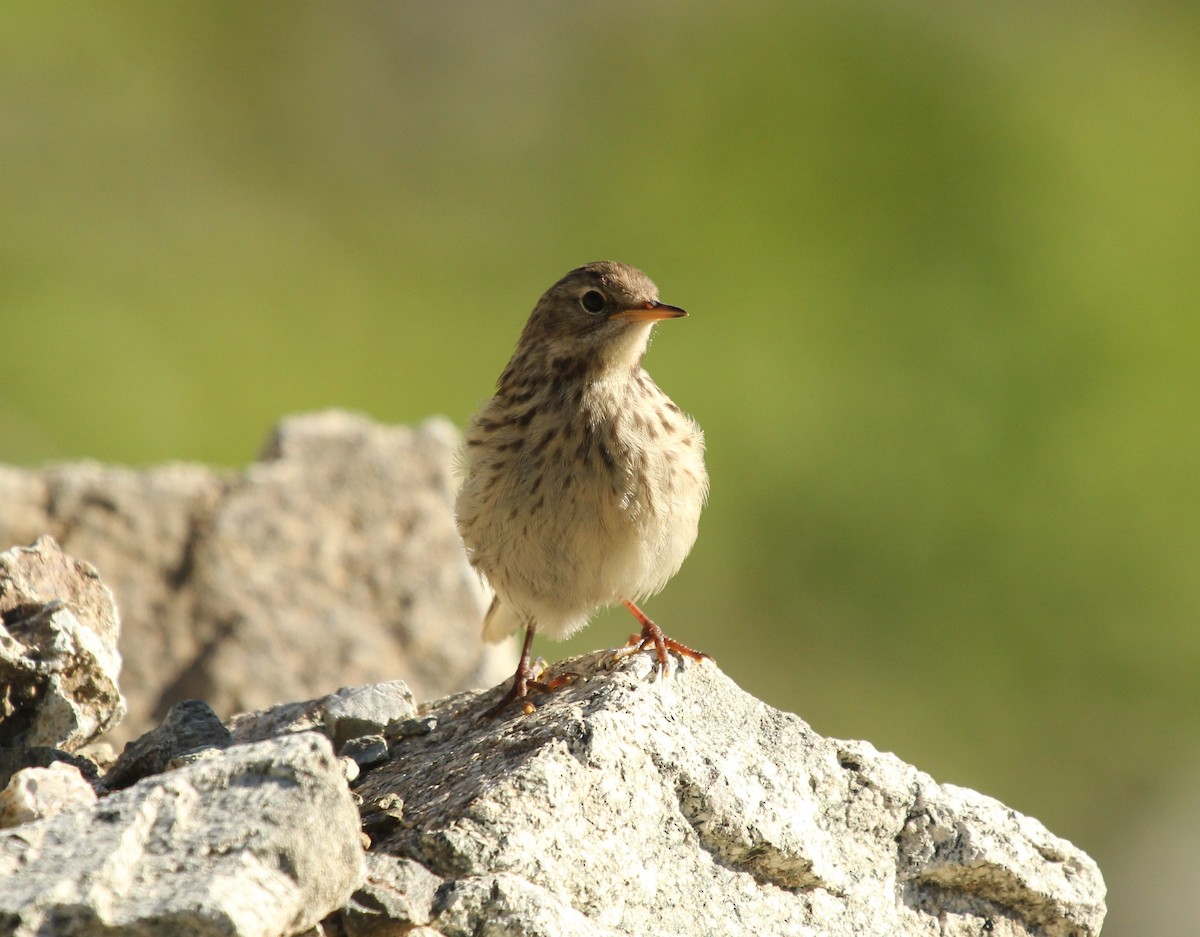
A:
[506, 262, 683, 380]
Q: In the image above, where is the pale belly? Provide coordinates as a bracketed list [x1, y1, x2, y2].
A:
[458, 403, 707, 640]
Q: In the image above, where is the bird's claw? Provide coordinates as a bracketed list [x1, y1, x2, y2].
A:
[606, 620, 711, 683]
[485, 667, 581, 717]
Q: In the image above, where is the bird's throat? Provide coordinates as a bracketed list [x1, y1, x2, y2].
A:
[598, 321, 655, 375]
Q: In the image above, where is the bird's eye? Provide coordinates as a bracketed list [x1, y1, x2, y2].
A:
[580, 290, 606, 314]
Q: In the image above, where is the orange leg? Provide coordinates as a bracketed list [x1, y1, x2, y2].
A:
[616, 598, 711, 673]
[486, 625, 577, 717]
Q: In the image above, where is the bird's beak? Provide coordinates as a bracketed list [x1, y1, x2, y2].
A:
[608, 301, 687, 322]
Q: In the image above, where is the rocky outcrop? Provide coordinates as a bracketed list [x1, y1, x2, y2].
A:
[0, 411, 509, 744]
[344, 651, 1106, 937]
[0, 759, 97, 829]
[0, 648, 1107, 936]
[0, 537, 125, 752]
[0, 416, 1106, 936]
[0, 732, 364, 937]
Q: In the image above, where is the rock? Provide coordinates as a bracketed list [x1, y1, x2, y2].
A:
[349, 652, 1106, 937]
[0, 760, 97, 828]
[0, 411, 510, 744]
[339, 756, 361, 784]
[0, 537, 125, 751]
[340, 735, 389, 772]
[0, 746, 100, 790]
[385, 713, 439, 741]
[187, 413, 496, 737]
[0, 732, 365, 936]
[322, 681, 417, 749]
[103, 698, 233, 790]
[340, 853, 444, 935]
[434, 874, 624, 937]
[0, 416, 1108, 935]
[0, 461, 222, 746]
[225, 693, 333, 744]
[227, 680, 417, 748]
[166, 746, 228, 772]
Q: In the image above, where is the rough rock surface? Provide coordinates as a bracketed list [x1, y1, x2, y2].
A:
[346, 652, 1106, 937]
[103, 698, 233, 790]
[0, 760, 97, 829]
[0, 746, 100, 791]
[0, 537, 125, 751]
[0, 410, 508, 744]
[0, 732, 365, 937]
[0, 418, 1108, 936]
[226, 679, 417, 747]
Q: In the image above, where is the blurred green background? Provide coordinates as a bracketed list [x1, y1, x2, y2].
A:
[3, 2, 1197, 931]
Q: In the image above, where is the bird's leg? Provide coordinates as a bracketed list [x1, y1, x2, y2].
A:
[613, 598, 711, 677]
[485, 625, 537, 717]
[485, 624, 577, 717]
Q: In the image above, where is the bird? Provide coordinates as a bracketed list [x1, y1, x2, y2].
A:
[456, 261, 709, 713]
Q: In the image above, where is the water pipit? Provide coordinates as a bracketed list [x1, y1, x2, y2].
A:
[456, 261, 710, 713]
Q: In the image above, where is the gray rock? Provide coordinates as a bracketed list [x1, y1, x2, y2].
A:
[0, 537, 125, 751]
[385, 713, 438, 742]
[0, 760, 97, 829]
[226, 680, 416, 748]
[340, 853, 443, 935]
[0, 417, 1108, 936]
[350, 652, 1106, 937]
[103, 698, 233, 790]
[0, 461, 222, 746]
[225, 694, 332, 744]
[166, 746, 229, 772]
[322, 681, 417, 748]
[189, 413, 495, 739]
[0, 732, 365, 937]
[0, 411, 511, 745]
[0, 746, 100, 790]
[434, 873, 621, 937]
[339, 735, 389, 772]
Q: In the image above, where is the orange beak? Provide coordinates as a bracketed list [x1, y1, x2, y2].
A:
[608, 300, 687, 322]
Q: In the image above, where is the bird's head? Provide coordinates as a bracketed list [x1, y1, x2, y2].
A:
[516, 261, 686, 374]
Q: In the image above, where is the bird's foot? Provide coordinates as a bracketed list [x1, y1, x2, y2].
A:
[485, 659, 580, 717]
[612, 599, 711, 680]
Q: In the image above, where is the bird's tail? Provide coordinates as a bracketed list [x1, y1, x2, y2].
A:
[482, 595, 526, 643]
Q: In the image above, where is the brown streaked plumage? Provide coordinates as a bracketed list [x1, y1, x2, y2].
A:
[456, 261, 710, 713]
